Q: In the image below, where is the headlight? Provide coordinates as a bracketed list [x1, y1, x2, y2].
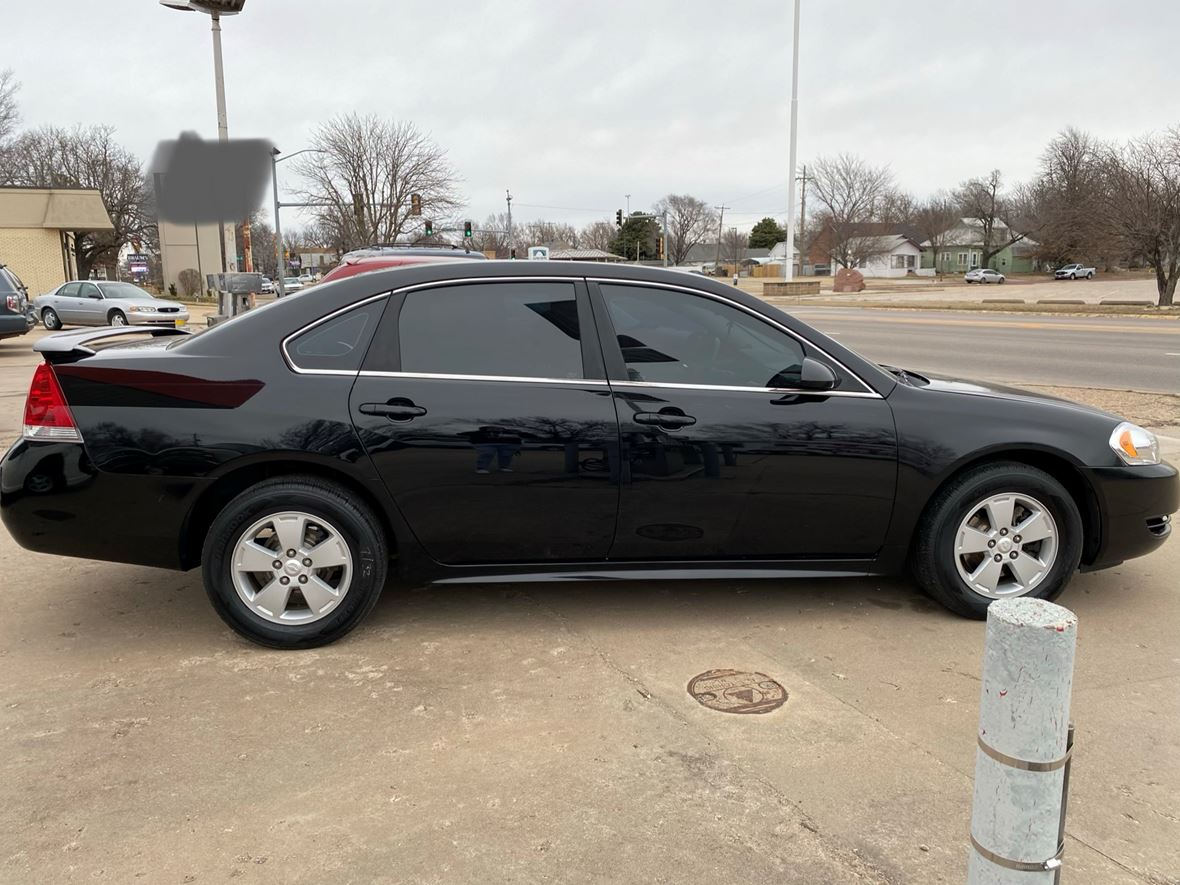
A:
[1109, 422, 1160, 466]
[128, 305, 157, 313]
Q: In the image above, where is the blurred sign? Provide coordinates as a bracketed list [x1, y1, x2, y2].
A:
[127, 253, 149, 275]
[528, 246, 550, 260]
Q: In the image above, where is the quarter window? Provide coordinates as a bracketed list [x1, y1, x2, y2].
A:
[287, 299, 386, 372]
[397, 282, 584, 379]
[599, 284, 807, 389]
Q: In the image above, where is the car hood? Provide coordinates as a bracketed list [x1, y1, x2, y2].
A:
[915, 371, 1119, 420]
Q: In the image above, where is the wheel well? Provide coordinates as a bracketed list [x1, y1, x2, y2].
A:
[920, 450, 1102, 565]
[180, 460, 397, 570]
[107, 308, 125, 319]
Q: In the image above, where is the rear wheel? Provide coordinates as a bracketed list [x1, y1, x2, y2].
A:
[201, 476, 389, 648]
[911, 462, 1082, 618]
[42, 308, 61, 330]
[108, 310, 128, 326]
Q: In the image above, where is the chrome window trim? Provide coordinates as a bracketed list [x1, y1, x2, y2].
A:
[589, 276, 881, 396]
[606, 379, 880, 398]
[281, 291, 392, 375]
[358, 370, 607, 386]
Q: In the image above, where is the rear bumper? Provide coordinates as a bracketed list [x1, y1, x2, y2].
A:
[0, 440, 193, 569]
[1081, 462, 1179, 570]
[0, 313, 30, 338]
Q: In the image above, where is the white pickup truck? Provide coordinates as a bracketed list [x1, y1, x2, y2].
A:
[1054, 263, 1095, 280]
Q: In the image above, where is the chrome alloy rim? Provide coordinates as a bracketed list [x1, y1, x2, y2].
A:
[953, 492, 1059, 599]
[231, 511, 353, 624]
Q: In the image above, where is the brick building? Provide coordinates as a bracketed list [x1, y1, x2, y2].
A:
[0, 186, 115, 296]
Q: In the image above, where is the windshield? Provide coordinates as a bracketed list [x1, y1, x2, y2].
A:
[100, 282, 154, 299]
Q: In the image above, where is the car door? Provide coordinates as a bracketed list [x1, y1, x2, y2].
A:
[590, 280, 897, 561]
[76, 282, 106, 325]
[53, 282, 83, 322]
[349, 278, 620, 565]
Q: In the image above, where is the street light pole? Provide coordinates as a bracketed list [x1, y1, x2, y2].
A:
[784, 0, 801, 281]
[270, 147, 326, 297]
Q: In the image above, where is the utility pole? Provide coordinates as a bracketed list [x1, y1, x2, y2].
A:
[661, 210, 669, 267]
[784, 0, 801, 280]
[505, 188, 513, 258]
[797, 163, 813, 272]
[713, 205, 727, 271]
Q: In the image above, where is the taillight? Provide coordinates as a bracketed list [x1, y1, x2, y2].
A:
[23, 362, 82, 442]
[5, 295, 16, 311]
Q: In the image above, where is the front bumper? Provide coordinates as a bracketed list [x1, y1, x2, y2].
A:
[127, 311, 189, 326]
[1081, 461, 1179, 570]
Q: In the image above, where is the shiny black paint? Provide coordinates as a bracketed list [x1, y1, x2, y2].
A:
[1, 261, 1176, 583]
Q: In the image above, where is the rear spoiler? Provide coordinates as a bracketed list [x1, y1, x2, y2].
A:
[34, 326, 191, 363]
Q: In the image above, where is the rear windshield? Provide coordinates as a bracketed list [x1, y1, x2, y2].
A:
[0, 268, 19, 294]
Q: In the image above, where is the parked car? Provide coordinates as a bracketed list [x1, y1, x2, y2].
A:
[0, 265, 35, 341]
[318, 244, 486, 286]
[297, 272, 316, 285]
[260, 276, 275, 295]
[2, 262, 1175, 649]
[1055, 263, 1095, 280]
[282, 277, 304, 292]
[964, 268, 1006, 284]
[33, 281, 189, 330]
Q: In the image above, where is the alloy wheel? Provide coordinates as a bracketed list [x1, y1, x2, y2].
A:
[230, 510, 353, 624]
[953, 492, 1059, 599]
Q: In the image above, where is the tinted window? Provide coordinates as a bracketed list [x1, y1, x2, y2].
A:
[398, 282, 584, 379]
[59, 283, 81, 298]
[287, 299, 386, 372]
[600, 284, 806, 389]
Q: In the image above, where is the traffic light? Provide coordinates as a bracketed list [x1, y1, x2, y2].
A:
[615, 209, 623, 227]
[424, 219, 434, 236]
[463, 220, 473, 238]
[410, 193, 422, 216]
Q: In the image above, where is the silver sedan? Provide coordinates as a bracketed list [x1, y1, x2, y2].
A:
[33, 281, 190, 330]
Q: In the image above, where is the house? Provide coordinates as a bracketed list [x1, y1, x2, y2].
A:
[548, 247, 624, 263]
[0, 186, 114, 295]
[920, 218, 1041, 274]
[807, 223, 931, 278]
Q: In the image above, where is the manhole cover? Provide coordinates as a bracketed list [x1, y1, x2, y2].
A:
[687, 669, 788, 714]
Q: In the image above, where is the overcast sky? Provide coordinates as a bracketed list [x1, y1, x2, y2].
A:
[7, 0, 1179, 234]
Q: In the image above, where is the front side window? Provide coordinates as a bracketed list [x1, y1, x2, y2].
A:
[79, 283, 101, 299]
[600, 284, 806, 389]
[398, 282, 584, 379]
[287, 299, 386, 372]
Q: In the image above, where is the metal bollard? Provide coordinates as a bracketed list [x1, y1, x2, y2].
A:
[967, 598, 1078, 884]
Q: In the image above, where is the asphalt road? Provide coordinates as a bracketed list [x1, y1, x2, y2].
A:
[788, 307, 1180, 394]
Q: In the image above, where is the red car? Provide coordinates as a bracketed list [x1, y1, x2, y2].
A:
[318, 245, 487, 285]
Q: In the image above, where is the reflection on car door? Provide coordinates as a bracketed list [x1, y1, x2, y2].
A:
[54, 282, 83, 323]
[76, 282, 105, 325]
[591, 281, 898, 560]
[349, 280, 620, 565]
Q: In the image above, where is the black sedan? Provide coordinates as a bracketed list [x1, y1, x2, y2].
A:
[1, 262, 1175, 648]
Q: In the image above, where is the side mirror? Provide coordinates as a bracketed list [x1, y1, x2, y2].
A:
[798, 357, 837, 391]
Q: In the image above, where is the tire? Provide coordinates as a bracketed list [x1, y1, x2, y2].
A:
[42, 308, 62, 330]
[201, 476, 389, 648]
[108, 310, 128, 326]
[1069, 273, 1076, 280]
[965, 279, 973, 284]
[911, 462, 1083, 619]
[1086, 272, 1094, 280]
[998, 277, 1005, 284]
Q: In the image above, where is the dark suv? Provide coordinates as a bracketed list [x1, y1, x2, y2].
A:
[0, 265, 34, 341]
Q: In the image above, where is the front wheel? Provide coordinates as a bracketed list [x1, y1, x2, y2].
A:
[202, 476, 389, 648]
[108, 310, 128, 326]
[911, 462, 1083, 618]
[42, 308, 62, 330]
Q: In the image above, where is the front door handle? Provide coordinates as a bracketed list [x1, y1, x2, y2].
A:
[633, 408, 696, 429]
[359, 398, 427, 421]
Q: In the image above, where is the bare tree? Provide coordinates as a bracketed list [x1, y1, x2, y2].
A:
[470, 212, 512, 257]
[0, 125, 151, 279]
[294, 114, 462, 252]
[579, 220, 617, 253]
[809, 154, 898, 268]
[911, 193, 961, 275]
[519, 220, 578, 249]
[954, 169, 1029, 269]
[721, 227, 745, 268]
[177, 268, 201, 298]
[1101, 129, 1180, 306]
[652, 194, 716, 265]
[0, 69, 19, 144]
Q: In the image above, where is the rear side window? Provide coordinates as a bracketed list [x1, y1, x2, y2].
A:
[286, 299, 386, 372]
[59, 282, 81, 298]
[397, 282, 584, 379]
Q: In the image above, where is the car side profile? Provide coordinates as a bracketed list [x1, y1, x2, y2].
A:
[964, 268, 1006, 284]
[1, 262, 1175, 649]
[1055, 263, 1096, 280]
[34, 280, 189, 330]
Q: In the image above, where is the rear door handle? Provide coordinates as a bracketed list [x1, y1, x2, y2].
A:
[633, 409, 696, 429]
[359, 398, 427, 421]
